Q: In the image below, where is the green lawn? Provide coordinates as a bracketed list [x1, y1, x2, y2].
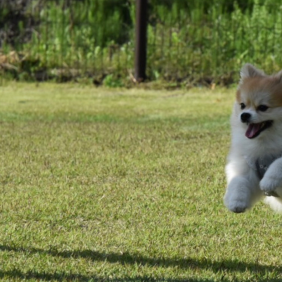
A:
[0, 83, 281, 282]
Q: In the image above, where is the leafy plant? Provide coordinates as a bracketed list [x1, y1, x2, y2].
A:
[1, 0, 282, 85]
[103, 74, 124, 87]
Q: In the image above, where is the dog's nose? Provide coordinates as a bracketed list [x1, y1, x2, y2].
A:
[241, 112, 251, 123]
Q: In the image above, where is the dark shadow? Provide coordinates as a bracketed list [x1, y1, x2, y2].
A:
[0, 245, 281, 281]
[0, 244, 280, 273]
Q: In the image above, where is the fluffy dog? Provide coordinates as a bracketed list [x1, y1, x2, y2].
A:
[224, 63, 282, 213]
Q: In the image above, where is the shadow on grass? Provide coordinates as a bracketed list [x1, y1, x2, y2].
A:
[0, 245, 281, 281]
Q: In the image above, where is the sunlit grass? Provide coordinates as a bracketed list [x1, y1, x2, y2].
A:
[0, 83, 281, 281]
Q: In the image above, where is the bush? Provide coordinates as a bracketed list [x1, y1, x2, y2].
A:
[1, 0, 282, 86]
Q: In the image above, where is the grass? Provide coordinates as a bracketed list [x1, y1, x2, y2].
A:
[0, 82, 281, 281]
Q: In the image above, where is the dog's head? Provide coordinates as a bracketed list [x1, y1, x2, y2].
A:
[235, 64, 282, 139]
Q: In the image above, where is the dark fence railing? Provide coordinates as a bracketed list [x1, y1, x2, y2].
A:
[134, 0, 148, 82]
[1, 0, 282, 86]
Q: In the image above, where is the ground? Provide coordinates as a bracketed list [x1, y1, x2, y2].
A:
[0, 82, 281, 282]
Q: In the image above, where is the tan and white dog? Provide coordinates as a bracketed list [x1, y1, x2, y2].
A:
[224, 63, 282, 213]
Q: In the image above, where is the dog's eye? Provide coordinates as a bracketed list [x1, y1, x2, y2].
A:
[257, 105, 269, 112]
[240, 103, 246, 110]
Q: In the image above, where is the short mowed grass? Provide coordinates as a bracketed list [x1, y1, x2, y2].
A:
[0, 83, 281, 282]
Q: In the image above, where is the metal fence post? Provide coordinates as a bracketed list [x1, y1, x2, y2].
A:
[134, 0, 148, 82]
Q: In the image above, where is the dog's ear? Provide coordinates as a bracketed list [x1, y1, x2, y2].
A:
[240, 64, 265, 81]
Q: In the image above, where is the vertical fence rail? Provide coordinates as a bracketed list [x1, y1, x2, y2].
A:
[134, 0, 148, 82]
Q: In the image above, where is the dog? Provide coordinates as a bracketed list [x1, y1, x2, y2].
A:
[224, 63, 282, 213]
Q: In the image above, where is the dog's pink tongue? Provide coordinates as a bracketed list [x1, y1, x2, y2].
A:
[245, 123, 260, 139]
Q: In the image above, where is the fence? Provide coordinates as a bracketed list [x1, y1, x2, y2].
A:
[1, 0, 282, 86]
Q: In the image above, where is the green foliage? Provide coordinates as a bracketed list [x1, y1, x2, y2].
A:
[1, 0, 282, 85]
[146, 0, 282, 84]
[23, 0, 131, 63]
[103, 74, 124, 87]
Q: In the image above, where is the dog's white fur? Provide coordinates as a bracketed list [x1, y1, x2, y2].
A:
[224, 64, 282, 213]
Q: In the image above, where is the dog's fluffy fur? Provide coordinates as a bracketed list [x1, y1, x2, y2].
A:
[224, 63, 282, 213]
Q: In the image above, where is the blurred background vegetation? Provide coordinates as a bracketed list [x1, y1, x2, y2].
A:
[0, 0, 281, 87]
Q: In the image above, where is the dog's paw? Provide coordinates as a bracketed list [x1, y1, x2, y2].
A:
[227, 202, 248, 213]
[260, 176, 281, 193]
[224, 198, 249, 213]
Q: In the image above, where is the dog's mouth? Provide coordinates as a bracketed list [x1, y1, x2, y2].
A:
[245, 120, 273, 139]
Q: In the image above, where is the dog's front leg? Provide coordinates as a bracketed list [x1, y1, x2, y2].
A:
[224, 176, 261, 213]
[224, 162, 261, 213]
[260, 158, 282, 194]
